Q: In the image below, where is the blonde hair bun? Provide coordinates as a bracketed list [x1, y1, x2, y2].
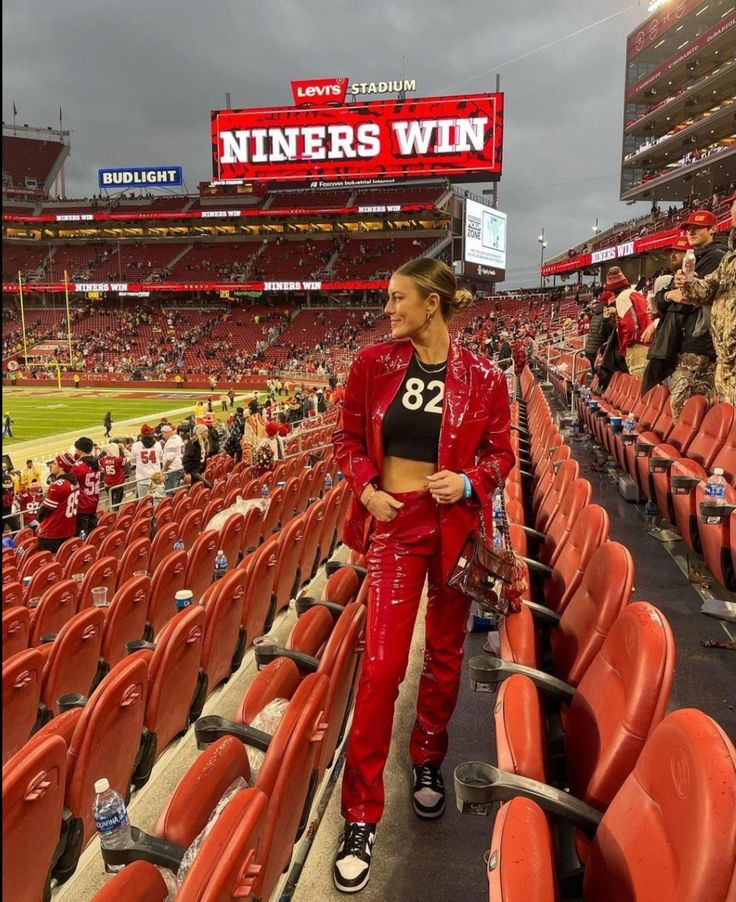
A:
[452, 288, 474, 313]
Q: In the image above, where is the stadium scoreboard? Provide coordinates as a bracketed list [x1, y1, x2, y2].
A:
[211, 92, 503, 186]
[461, 196, 507, 282]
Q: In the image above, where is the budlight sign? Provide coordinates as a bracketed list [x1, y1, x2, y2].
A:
[98, 166, 183, 189]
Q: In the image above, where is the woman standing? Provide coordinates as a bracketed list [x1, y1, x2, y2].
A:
[182, 424, 212, 487]
[332, 258, 514, 892]
[103, 411, 113, 440]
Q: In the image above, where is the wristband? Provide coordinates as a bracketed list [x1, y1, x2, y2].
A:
[461, 473, 473, 499]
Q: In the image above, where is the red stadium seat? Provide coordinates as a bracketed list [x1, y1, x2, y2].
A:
[2, 605, 30, 662]
[78, 555, 119, 609]
[2, 647, 44, 764]
[28, 578, 79, 646]
[39, 607, 105, 717]
[2, 734, 67, 902]
[99, 575, 151, 672]
[482, 710, 736, 901]
[238, 534, 279, 649]
[270, 515, 306, 624]
[20, 548, 53, 579]
[218, 511, 245, 569]
[184, 530, 219, 604]
[149, 521, 178, 572]
[695, 481, 736, 591]
[240, 503, 264, 554]
[147, 550, 188, 638]
[85, 524, 111, 550]
[63, 543, 98, 581]
[199, 569, 248, 697]
[97, 529, 127, 562]
[55, 536, 83, 569]
[261, 485, 285, 537]
[179, 508, 204, 550]
[2, 580, 24, 611]
[131, 605, 206, 786]
[90, 861, 168, 902]
[23, 561, 64, 606]
[117, 537, 152, 587]
[126, 517, 152, 544]
[299, 497, 327, 584]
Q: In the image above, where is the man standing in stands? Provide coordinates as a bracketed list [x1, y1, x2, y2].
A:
[584, 291, 615, 372]
[605, 266, 652, 378]
[19, 458, 42, 489]
[160, 424, 184, 493]
[496, 331, 513, 371]
[65, 437, 102, 535]
[36, 456, 79, 553]
[656, 210, 726, 418]
[674, 191, 736, 405]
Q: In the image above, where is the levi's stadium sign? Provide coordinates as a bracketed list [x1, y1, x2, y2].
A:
[211, 93, 503, 185]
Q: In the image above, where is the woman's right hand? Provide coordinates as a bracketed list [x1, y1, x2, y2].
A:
[361, 486, 404, 522]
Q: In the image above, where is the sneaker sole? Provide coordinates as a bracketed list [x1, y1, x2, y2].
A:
[413, 798, 446, 819]
[334, 870, 371, 894]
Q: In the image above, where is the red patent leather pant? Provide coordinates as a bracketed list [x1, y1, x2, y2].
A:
[341, 490, 471, 823]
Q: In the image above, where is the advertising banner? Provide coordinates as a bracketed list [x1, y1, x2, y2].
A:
[626, 0, 703, 61]
[463, 197, 507, 281]
[98, 166, 184, 189]
[211, 93, 503, 184]
[291, 77, 349, 106]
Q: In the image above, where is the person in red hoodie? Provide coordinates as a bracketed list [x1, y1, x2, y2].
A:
[61, 436, 102, 536]
[98, 442, 127, 511]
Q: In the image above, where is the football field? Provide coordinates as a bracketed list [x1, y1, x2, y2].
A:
[1, 387, 257, 460]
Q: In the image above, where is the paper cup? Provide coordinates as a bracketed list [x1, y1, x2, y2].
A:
[175, 589, 194, 611]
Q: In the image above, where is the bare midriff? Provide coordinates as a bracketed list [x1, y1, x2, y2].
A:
[382, 455, 437, 493]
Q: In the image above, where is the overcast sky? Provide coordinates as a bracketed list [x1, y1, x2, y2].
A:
[3, 0, 651, 287]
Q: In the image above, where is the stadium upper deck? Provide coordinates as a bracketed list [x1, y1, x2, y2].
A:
[620, 0, 735, 202]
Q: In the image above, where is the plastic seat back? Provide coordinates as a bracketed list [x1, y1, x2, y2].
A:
[2, 580, 24, 611]
[320, 481, 348, 564]
[272, 515, 306, 617]
[239, 535, 279, 647]
[143, 604, 205, 760]
[64, 540, 97, 579]
[682, 401, 734, 467]
[566, 603, 675, 810]
[584, 709, 736, 901]
[20, 550, 53, 580]
[2, 734, 67, 902]
[98, 529, 127, 562]
[261, 486, 285, 537]
[545, 505, 610, 614]
[126, 517, 152, 544]
[540, 478, 592, 566]
[184, 530, 219, 604]
[179, 509, 204, 551]
[535, 459, 579, 534]
[486, 798, 558, 902]
[148, 550, 188, 638]
[85, 524, 111, 550]
[240, 503, 264, 555]
[293, 467, 313, 514]
[177, 788, 268, 902]
[200, 568, 247, 694]
[288, 603, 333, 657]
[65, 656, 148, 846]
[78, 555, 119, 609]
[2, 647, 44, 764]
[201, 498, 225, 528]
[299, 498, 327, 584]
[29, 578, 79, 646]
[149, 521, 178, 572]
[89, 860, 168, 902]
[56, 537, 83, 569]
[23, 562, 64, 606]
[117, 537, 152, 588]
[218, 512, 245, 569]
[40, 607, 105, 716]
[321, 566, 361, 609]
[100, 575, 151, 670]
[550, 542, 633, 687]
[2, 605, 30, 662]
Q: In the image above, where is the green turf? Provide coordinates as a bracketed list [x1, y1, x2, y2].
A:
[1, 388, 255, 445]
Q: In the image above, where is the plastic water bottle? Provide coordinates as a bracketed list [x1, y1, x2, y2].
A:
[213, 549, 228, 580]
[682, 249, 697, 282]
[644, 501, 658, 532]
[492, 526, 503, 550]
[261, 484, 270, 500]
[624, 414, 636, 434]
[79, 530, 87, 542]
[704, 468, 728, 524]
[16, 545, 25, 560]
[324, 473, 333, 492]
[173, 537, 185, 552]
[93, 778, 131, 866]
[336, 471, 344, 482]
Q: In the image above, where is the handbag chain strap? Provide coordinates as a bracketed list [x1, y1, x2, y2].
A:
[479, 458, 513, 551]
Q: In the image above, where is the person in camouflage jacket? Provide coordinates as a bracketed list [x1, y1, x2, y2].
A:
[673, 195, 736, 406]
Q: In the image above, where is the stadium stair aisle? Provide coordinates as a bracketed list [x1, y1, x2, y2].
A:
[567, 421, 736, 742]
[293, 592, 494, 902]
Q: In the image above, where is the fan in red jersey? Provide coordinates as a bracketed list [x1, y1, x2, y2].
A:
[98, 443, 128, 510]
[36, 457, 79, 553]
[16, 481, 44, 528]
[58, 436, 102, 536]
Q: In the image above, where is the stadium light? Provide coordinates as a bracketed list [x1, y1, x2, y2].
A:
[538, 228, 548, 288]
[647, 0, 671, 13]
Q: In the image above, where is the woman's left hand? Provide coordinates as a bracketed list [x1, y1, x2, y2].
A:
[427, 470, 465, 504]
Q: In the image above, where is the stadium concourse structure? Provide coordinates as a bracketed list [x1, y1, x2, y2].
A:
[542, 0, 735, 285]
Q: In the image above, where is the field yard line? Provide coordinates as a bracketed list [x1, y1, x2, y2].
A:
[5, 394, 256, 464]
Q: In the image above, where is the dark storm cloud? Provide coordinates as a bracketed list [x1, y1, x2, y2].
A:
[2, 0, 648, 287]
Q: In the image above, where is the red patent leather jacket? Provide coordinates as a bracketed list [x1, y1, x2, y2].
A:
[333, 338, 515, 580]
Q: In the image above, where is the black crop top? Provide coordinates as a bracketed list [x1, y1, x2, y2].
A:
[382, 353, 446, 464]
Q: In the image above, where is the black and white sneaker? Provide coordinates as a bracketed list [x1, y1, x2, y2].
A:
[333, 821, 377, 893]
[412, 763, 446, 818]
